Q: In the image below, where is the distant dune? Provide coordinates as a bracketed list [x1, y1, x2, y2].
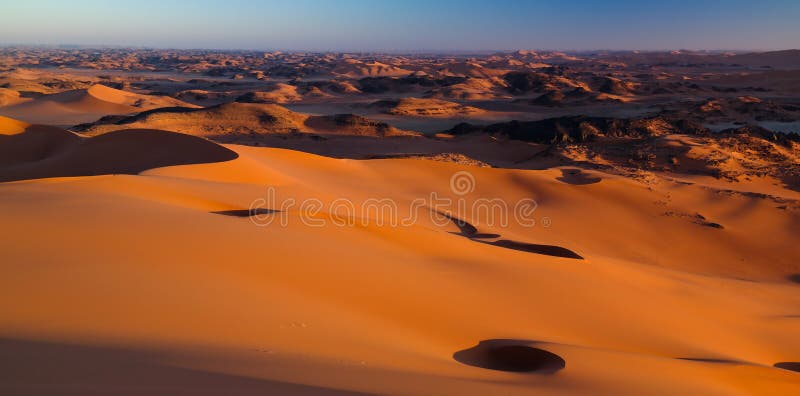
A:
[707, 69, 800, 91]
[332, 59, 412, 78]
[174, 89, 235, 106]
[424, 77, 511, 100]
[75, 102, 419, 137]
[726, 49, 800, 69]
[0, 84, 199, 125]
[431, 61, 509, 78]
[372, 97, 486, 117]
[236, 83, 303, 104]
[0, 88, 29, 107]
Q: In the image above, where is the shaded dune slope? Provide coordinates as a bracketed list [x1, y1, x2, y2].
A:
[0, 338, 365, 396]
[0, 121, 237, 182]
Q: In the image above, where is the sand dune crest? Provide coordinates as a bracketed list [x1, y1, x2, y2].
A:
[0, 84, 198, 125]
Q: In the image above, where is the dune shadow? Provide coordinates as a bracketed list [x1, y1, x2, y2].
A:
[694, 213, 724, 229]
[434, 209, 583, 260]
[453, 339, 565, 374]
[0, 127, 239, 183]
[788, 274, 800, 284]
[677, 357, 741, 364]
[437, 211, 478, 236]
[472, 233, 503, 239]
[664, 211, 724, 230]
[483, 239, 584, 260]
[556, 168, 601, 185]
[774, 362, 800, 373]
[0, 337, 365, 395]
[212, 208, 280, 217]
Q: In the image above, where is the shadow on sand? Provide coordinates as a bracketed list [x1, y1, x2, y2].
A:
[0, 337, 365, 395]
[211, 208, 281, 217]
[774, 362, 800, 373]
[437, 211, 583, 260]
[676, 357, 742, 365]
[556, 168, 602, 185]
[453, 339, 565, 374]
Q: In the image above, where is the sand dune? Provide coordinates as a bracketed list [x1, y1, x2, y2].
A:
[593, 50, 800, 70]
[236, 83, 303, 104]
[656, 95, 800, 125]
[174, 89, 236, 106]
[372, 97, 486, 117]
[0, 84, 199, 125]
[504, 71, 588, 94]
[332, 59, 412, 78]
[1, 116, 82, 169]
[76, 102, 418, 138]
[76, 102, 308, 136]
[725, 49, 800, 69]
[303, 114, 419, 136]
[528, 87, 626, 106]
[424, 77, 511, 100]
[590, 76, 639, 96]
[0, 88, 29, 107]
[0, 139, 798, 395]
[432, 61, 509, 78]
[706, 70, 800, 91]
[0, 115, 29, 134]
[0, 121, 237, 182]
[0, 67, 97, 96]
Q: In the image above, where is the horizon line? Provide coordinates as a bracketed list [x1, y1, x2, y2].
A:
[1, 44, 798, 55]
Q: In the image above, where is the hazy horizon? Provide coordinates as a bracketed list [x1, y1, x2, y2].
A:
[1, 0, 799, 52]
[6, 43, 800, 55]
[1, 44, 797, 55]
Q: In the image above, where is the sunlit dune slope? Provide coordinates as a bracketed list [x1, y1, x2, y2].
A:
[0, 84, 199, 125]
[0, 125, 798, 394]
[371, 97, 486, 117]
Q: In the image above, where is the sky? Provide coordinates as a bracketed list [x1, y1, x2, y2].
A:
[0, 0, 798, 52]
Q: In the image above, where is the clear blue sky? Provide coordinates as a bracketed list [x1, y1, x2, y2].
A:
[0, 0, 798, 51]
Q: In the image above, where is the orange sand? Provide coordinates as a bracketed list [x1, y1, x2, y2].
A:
[0, 121, 798, 394]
